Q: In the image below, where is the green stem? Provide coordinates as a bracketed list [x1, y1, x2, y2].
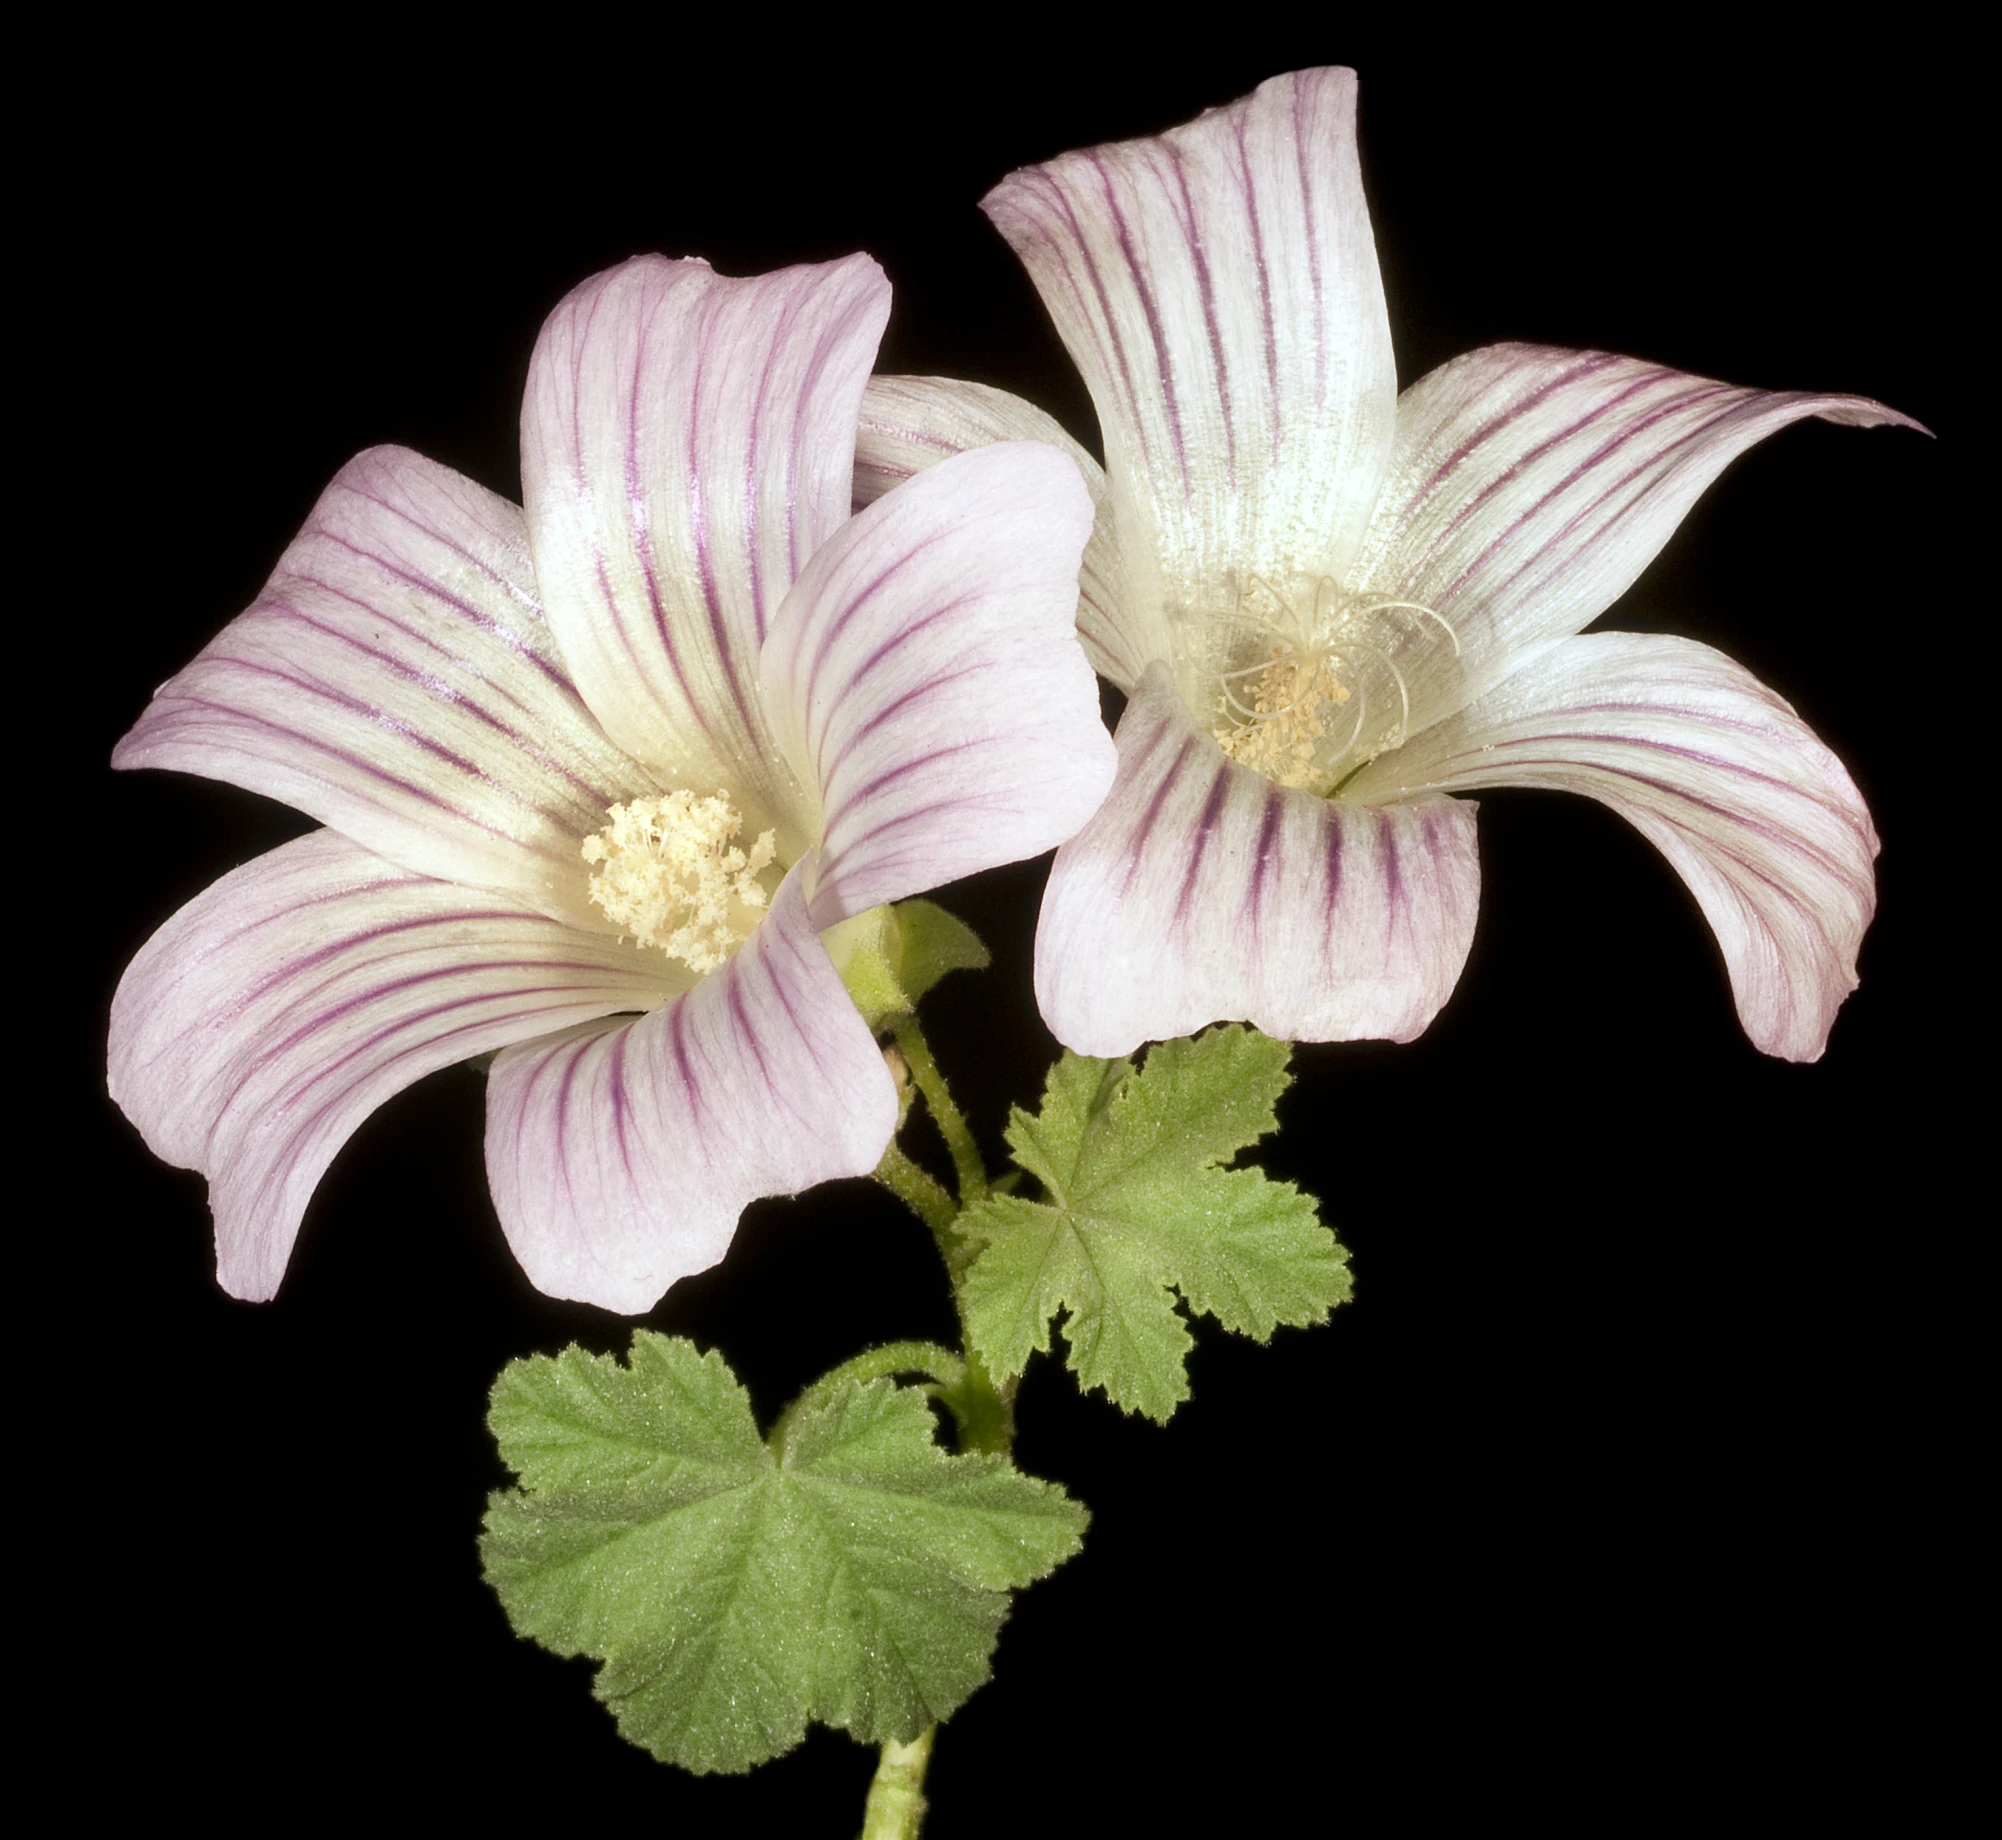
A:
[768, 1341, 966, 1459]
[848, 1033, 1011, 1837]
[860, 1727, 934, 1840]
[873, 1141, 956, 1240]
[892, 1017, 987, 1207]
[937, 1348, 1015, 1457]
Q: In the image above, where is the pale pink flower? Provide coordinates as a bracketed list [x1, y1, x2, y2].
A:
[110, 255, 1114, 1312]
[857, 68, 1920, 1062]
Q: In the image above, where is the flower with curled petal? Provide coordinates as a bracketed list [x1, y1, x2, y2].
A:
[855, 68, 1921, 1062]
[109, 253, 1114, 1313]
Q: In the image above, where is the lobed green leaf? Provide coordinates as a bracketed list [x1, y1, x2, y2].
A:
[960, 1026, 1350, 1421]
[481, 1335, 1084, 1774]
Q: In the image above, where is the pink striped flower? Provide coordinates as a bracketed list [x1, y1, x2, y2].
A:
[110, 255, 1114, 1312]
[859, 68, 1919, 1062]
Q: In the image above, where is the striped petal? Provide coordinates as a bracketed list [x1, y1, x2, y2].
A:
[1349, 343, 1925, 736]
[984, 67, 1395, 669]
[483, 857, 896, 1314]
[521, 254, 891, 845]
[761, 441, 1113, 926]
[1345, 633, 1877, 1061]
[107, 830, 670, 1303]
[855, 373, 1137, 687]
[113, 448, 656, 925]
[1036, 664, 1478, 1055]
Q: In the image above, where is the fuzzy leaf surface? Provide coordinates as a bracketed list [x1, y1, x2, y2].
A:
[481, 1334, 1085, 1773]
[959, 1027, 1350, 1421]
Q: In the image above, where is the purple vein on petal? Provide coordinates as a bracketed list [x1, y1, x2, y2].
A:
[335, 482, 540, 613]
[1035, 168, 1154, 482]
[742, 281, 785, 641]
[1470, 752, 1856, 878]
[1417, 368, 1695, 587]
[667, 997, 707, 1160]
[609, 1024, 637, 1186]
[1091, 147, 1191, 500]
[151, 689, 575, 858]
[552, 1032, 589, 1205]
[1163, 138, 1236, 481]
[1466, 388, 1756, 608]
[816, 740, 988, 849]
[228, 905, 558, 1010]
[727, 973, 772, 1086]
[645, 293, 733, 753]
[1396, 351, 1626, 530]
[1171, 758, 1232, 926]
[307, 526, 581, 705]
[1120, 730, 1197, 899]
[1320, 805, 1345, 926]
[1230, 108, 1283, 465]
[829, 656, 996, 769]
[255, 963, 642, 1077]
[1378, 819, 1404, 945]
[1248, 781, 1285, 937]
[256, 985, 636, 1130]
[799, 530, 949, 721]
[1291, 76, 1326, 397]
[256, 593, 622, 808]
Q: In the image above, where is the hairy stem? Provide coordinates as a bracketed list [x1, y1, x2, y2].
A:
[893, 1017, 987, 1208]
[860, 1727, 934, 1840]
[873, 1141, 957, 1241]
[852, 1017, 1016, 1834]
[768, 1341, 966, 1458]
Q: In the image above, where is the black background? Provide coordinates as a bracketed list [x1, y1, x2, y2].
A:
[58, 28, 1959, 1830]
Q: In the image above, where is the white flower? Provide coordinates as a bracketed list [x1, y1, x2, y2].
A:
[109, 254, 1114, 1312]
[857, 68, 1920, 1062]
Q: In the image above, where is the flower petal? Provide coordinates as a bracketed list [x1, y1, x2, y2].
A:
[1035, 664, 1478, 1055]
[984, 67, 1396, 664]
[113, 448, 656, 925]
[107, 831, 670, 1302]
[760, 441, 1115, 925]
[521, 254, 891, 842]
[855, 373, 1137, 687]
[483, 856, 897, 1313]
[1350, 343, 1925, 735]
[1346, 632, 1876, 1060]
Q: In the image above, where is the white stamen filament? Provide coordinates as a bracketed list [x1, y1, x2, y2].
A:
[1205, 579, 1458, 795]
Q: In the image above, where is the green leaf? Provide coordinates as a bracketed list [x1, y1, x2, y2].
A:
[481, 1334, 1085, 1774]
[958, 1026, 1351, 1422]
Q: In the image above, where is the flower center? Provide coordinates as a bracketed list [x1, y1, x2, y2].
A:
[1205, 577, 1458, 797]
[580, 792, 779, 974]
[1213, 645, 1352, 789]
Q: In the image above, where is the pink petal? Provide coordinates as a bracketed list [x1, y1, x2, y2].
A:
[760, 441, 1115, 926]
[1036, 665, 1479, 1055]
[107, 831, 670, 1302]
[1346, 633, 1878, 1061]
[984, 67, 1396, 668]
[855, 374, 1136, 688]
[484, 857, 897, 1313]
[1350, 343, 1925, 733]
[520, 255, 891, 842]
[113, 448, 656, 925]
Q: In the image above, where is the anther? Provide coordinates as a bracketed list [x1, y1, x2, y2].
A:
[580, 791, 778, 975]
[1205, 577, 1456, 794]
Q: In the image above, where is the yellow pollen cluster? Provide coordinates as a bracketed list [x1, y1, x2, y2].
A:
[581, 792, 778, 974]
[1213, 647, 1350, 794]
